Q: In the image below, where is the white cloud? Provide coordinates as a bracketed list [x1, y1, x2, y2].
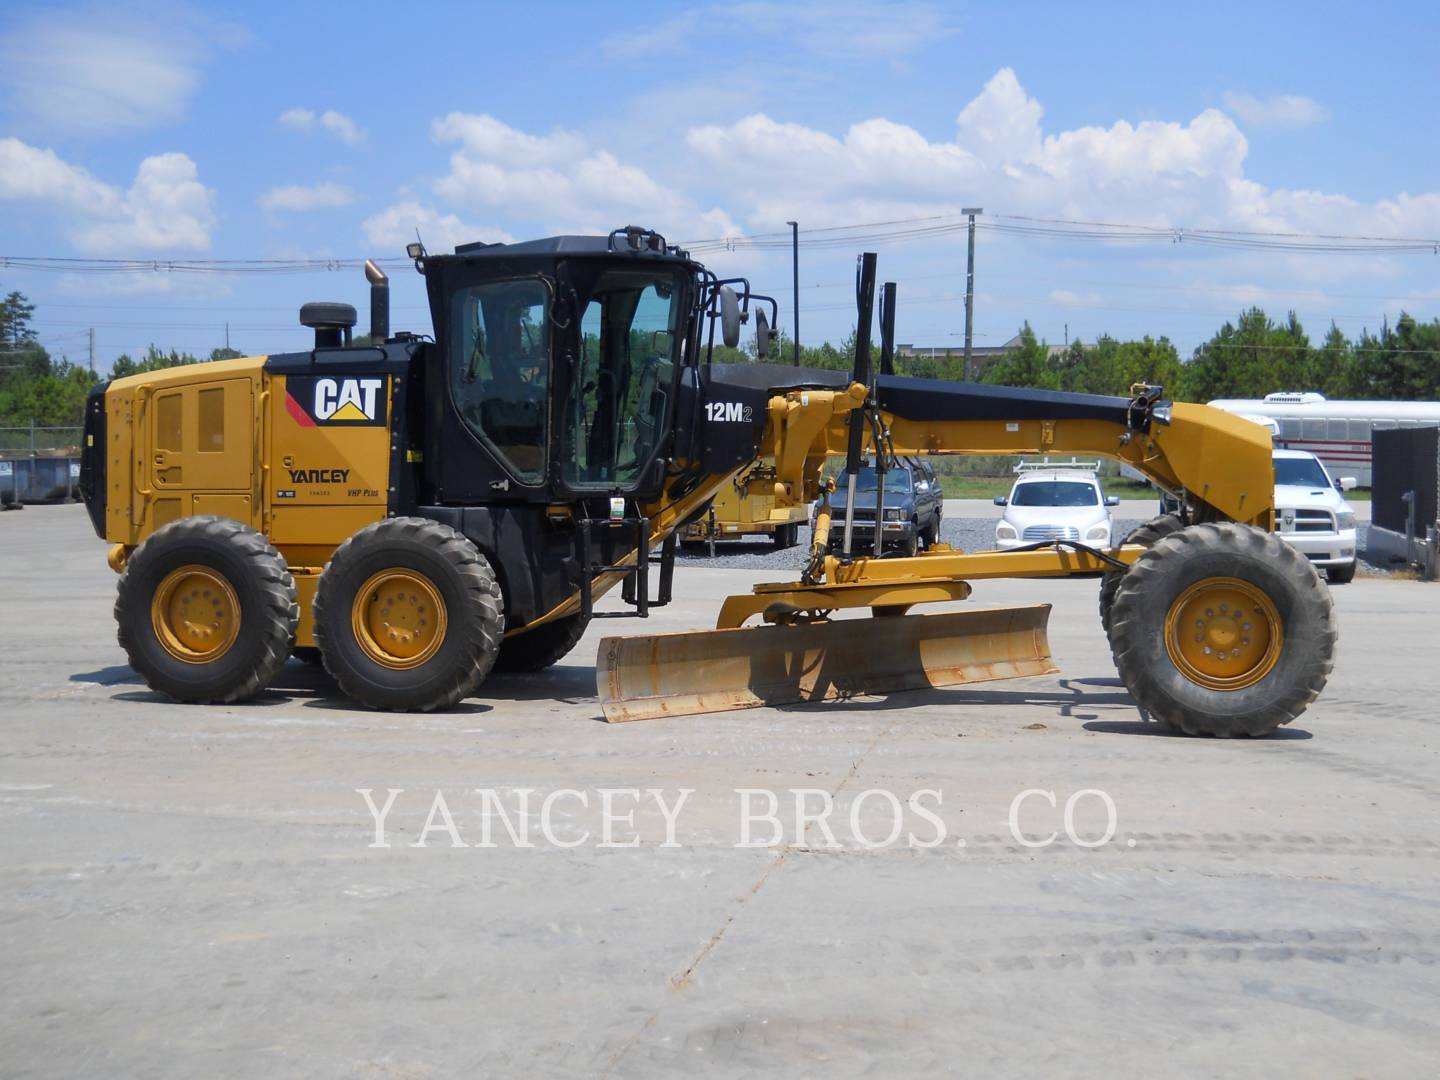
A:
[321, 110, 365, 146]
[679, 67, 1440, 248]
[0, 7, 242, 134]
[362, 201, 512, 255]
[278, 107, 367, 145]
[0, 139, 215, 252]
[259, 182, 357, 213]
[1049, 289, 1103, 309]
[603, 1, 954, 60]
[430, 112, 737, 239]
[0, 138, 119, 212]
[73, 154, 216, 253]
[1221, 91, 1330, 129]
[279, 107, 316, 130]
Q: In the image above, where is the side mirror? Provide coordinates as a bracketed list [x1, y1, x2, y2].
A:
[754, 308, 771, 359]
[1339, 476, 1357, 491]
[1105, 495, 1120, 506]
[719, 286, 741, 348]
[993, 495, 1008, 506]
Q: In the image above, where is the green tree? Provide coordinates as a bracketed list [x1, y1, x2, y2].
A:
[979, 324, 1061, 390]
[1181, 308, 1313, 401]
[0, 291, 38, 350]
[110, 345, 202, 380]
[1354, 313, 1440, 399]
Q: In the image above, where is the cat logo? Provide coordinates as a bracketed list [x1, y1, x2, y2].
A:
[284, 375, 388, 427]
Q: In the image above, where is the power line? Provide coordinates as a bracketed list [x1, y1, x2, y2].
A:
[0, 255, 415, 274]
[5, 210, 1440, 276]
[682, 211, 1440, 256]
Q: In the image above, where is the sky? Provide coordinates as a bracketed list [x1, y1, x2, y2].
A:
[2, 0, 1440, 375]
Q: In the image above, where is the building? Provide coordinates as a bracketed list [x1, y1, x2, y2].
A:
[895, 334, 1068, 376]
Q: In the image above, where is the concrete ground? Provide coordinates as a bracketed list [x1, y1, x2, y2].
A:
[2, 504, 1437, 1078]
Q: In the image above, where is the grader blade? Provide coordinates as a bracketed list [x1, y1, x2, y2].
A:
[597, 604, 1057, 723]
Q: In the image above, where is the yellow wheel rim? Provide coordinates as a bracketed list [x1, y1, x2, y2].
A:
[351, 569, 447, 670]
[152, 565, 241, 664]
[1164, 576, 1283, 690]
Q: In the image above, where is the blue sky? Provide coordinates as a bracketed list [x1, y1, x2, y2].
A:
[2, 0, 1439, 374]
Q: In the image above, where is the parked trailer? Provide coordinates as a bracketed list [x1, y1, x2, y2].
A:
[1207, 392, 1440, 487]
[0, 457, 81, 507]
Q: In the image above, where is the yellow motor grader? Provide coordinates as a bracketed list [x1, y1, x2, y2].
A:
[80, 228, 1335, 736]
[679, 458, 809, 552]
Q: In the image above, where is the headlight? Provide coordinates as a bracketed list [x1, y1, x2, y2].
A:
[1337, 510, 1356, 530]
[884, 508, 903, 521]
[1085, 524, 1109, 540]
[996, 523, 1017, 539]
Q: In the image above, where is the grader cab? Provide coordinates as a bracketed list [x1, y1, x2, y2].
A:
[80, 227, 1336, 736]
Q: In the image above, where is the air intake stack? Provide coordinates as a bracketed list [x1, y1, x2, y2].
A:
[299, 302, 357, 348]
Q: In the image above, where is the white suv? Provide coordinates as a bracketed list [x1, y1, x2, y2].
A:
[994, 466, 1118, 550]
[1273, 449, 1358, 584]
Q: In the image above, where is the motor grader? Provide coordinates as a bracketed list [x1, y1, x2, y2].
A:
[79, 227, 1335, 736]
[680, 458, 809, 551]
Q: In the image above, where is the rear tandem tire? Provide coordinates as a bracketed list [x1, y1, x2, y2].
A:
[1107, 522, 1336, 737]
[1326, 560, 1357, 585]
[773, 523, 802, 549]
[115, 516, 298, 704]
[492, 612, 591, 673]
[314, 517, 504, 711]
[1099, 512, 1185, 634]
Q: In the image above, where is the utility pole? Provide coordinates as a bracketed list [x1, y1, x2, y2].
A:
[87, 327, 94, 374]
[962, 207, 982, 381]
[785, 221, 799, 363]
[225, 322, 230, 352]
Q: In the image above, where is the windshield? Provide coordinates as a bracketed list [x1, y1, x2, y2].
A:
[1274, 455, 1331, 488]
[1011, 480, 1098, 507]
[853, 470, 913, 494]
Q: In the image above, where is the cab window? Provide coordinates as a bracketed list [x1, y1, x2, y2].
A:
[450, 278, 550, 484]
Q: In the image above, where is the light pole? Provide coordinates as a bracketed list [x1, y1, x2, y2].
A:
[785, 220, 799, 363]
[962, 207, 982, 381]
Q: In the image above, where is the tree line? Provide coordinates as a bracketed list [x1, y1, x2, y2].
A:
[0, 289, 242, 429]
[4, 282, 1440, 432]
[729, 308, 1440, 402]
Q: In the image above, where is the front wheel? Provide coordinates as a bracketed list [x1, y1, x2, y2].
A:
[1107, 522, 1336, 737]
[901, 526, 919, 557]
[1326, 560, 1357, 585]
[1099, 512, 1185, 633]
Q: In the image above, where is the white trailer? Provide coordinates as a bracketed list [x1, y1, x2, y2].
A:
[1207, 392, 1440, 487]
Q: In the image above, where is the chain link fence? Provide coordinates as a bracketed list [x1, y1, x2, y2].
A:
[0, 425, 84, 456]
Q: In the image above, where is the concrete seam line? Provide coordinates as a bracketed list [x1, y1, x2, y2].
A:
[598, 718, 899, 1076]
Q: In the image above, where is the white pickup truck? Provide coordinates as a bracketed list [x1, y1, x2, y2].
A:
[1155, 447, 1358, 583]
[1272, 449, 1359, 584]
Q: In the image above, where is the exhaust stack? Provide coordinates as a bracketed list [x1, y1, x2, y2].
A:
[364, 259, 390, 342]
